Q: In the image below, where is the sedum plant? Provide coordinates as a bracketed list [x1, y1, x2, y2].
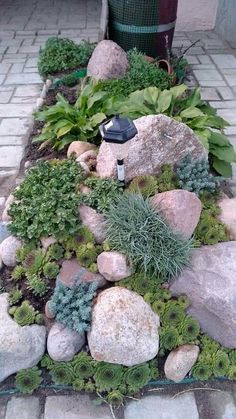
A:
[9, 159, 85, 242]
[106, 194, 192, 279]
[49, 280, 98, 333]
[81, 176, 123, 213]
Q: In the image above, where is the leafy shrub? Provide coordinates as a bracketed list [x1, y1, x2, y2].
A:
[38, 37, 95, 77]
[34, 81, 109, 150]
[49, 280, 98, 333]
[111, 85, 236, 177]
[9, 159, 85, 242]
[176, 155, 221, 195]
[100, 49, 173, 97]
[15, 367, 42, 394]
[81, 177, 123, 213]
[106, 194, 192, 279]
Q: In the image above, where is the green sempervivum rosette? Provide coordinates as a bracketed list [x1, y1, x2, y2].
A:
[148, 359, 159, 380]
[177, 295, 190, 309]
[8, 288, 22, 305]
[11, 265, 25, 282]
[13, 301, 36, 326]
[47, 243, 64, 261]
[72, 378, 85, 391]
[16, 244, 35, 263]
[50, 362, 75, 385]
[23, 249, 45, 275]
[162, 303, 185, 327]
[76, 245, 97, 268]
[156, 164, 177, 193]
[201, 335, 220, 353]
[72, 352, 95, 379]
[106, 390, 125, 407]
[132, 272, 157, 295]
[228, 365, 236, 380]
[143, 293, 155, 305]
[128, 175, 157, 198]
[40, 354, 55, 370]
[76, 226, 95, 245]
[84, 382, 96, 392]
[94, 362, 124, 391]
[124, 363, 151, 393]
[191, 361, 212, 380]
[15, 367, 42, 394]
[179, 315, 200, 342]
[160, 326, 179, 351]
[212, 350, 230, 377]
[152, 300, 166, 316]
[89, 263, 98, 273]
[43, 262, 59, 279]
[229, 350, 236, 364]
[26, 273, 49, 297]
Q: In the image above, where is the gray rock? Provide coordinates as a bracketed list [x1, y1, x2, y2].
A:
[170, 242, 236, 348]
[218, 197, 236, 240]
[0, 235, 22, 267]
[97, 251, 133, 281]
[0, 294, 46, 382]
[88, 287, 159, 366]
[44, 395, 111, 419]
[5, 397, 40, 419]
[96, 114, 206, 182]
[150, 190, 202, 238]
[0, 222, 10, 244]
[79, 204, 106, 244]
[124, 393, 199, 419]
[164, 344, 200, 383]
[87, 40, 129, 80]
[47, 322, 85, 362]
[206, 390, 236, 419]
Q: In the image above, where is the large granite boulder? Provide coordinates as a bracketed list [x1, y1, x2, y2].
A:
[0, 293, 46, 382]
[47, 322, 85, 362]
[79, 204, 106, 244]
[0, 235, 22, 267]
[170, 242, 236, 348]
[97, 251, 132, 282]
[96, 115, 206, 182]
[164, 345, 199, 383]
[87, 40, 129, 80]
[218, 197, 236, 240]
[88, 287, 159, 366]
[150, 190, 202, 238]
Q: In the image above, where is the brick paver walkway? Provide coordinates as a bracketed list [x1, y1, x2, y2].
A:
[0, 0, 101, 214]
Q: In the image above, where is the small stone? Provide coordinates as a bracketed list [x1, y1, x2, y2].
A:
[45, 301, 55, 319]
[97, 251, 132, 282]
[87, 40, 129, 80]
[76, 150, 97, 170]
[67, 141, 96, 158]
[150, 190, 202, 238]
[0, 293, 46, 382]
[0, 221, 11, 244]
[218, 197, 236, 240]
[79, 185, 92, 194]
[47, 322, 85, 362]
[40, 236, 57, 251]
[58, 259, 107, 288]
[88, 287, 159, 366]
[35, 97, 44, 109]
[164, 344, 200, 383]
[79, 162, 90, 174]
[46, 79, 52, 88]
[0, 235, 22, 267]
[2, 194, 14, 222]
[79, 204, 106, 244]
[24, 160, 32, 169]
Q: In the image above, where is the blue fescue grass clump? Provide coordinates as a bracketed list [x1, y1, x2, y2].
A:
[105, 194, 193, 280]
[176, 155, 222, 196]
[49, 280, 98, 333]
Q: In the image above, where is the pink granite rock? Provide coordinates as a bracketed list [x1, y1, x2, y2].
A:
[58, 259, 107, 288]
[47, 322, 85, 362]
[76, 150, 97, 171]
[97, 251, 132, 282]
[218, 197, 236, 240]
[67, 141, 96, 158]
[164, 345, 199, 383]
[150, 189, 202, 238]
[0, 235, 22, 267]
[88, 287, 159, 366]
[87, 40, 129, 80]
[79, 204, 106, 244]
[96, 115, 206, 182]
[170, 242, 236, 348]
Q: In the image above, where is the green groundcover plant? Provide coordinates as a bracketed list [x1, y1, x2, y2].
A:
[38, 37, 95, 78]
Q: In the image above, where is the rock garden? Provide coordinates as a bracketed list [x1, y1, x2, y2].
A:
[1, 36, 236, 411]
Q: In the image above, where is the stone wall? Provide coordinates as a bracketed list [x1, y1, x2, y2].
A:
[176, 0, 218, 31]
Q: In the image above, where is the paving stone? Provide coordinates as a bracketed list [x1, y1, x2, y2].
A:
[192, 64, 216, 70]
[193, 69, 223, 82]
[223, 70, 236, 86]
[218, 109, 236, 125]
[0, 146, 23, 167]
[205, 391, 236, 419]
[10, 62, 24, 73]
[14, 85, 41, 97]
[209, 100, 236, 109]
[124, 394, 199, 419]
[0, 91, 12, 104]
[197, 55, 213, 64]
[217, 87, 236, 100]
[225, 126, 236, 136]
[4, 73, 42, 85]
[198, 80, 227, 87]
[0, 104, 34, 117]
[211, 54, 236, 68]
[25, 57, 38, 68]
[0, 136, 25, 145]
[0, 63, 11, 74]
[200, 88, 221, 101]
[0, 118, 32, 135]
[186, 56, 199, 65]
[0, 75, 5, 85]
[44, 395, 112, 419]
[5, 397, 41, 419]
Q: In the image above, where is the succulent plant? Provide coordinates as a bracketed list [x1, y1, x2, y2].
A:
[8, 288, 23, 305]
[191, 362, 212, 380]
[124, 364, 151, 393]
[47, 243, 64, 260]
[15, 367, 42, 394]
[13, 301, 37, 326]
[72, 352, 95, 379]
[76, 245, 97, 268]
[106, 390, 125, 406]
[128, 175, 157, 198]
[50, 362, 75, 385]
[26, 274, 49, 297]
[94, 362, 124, 391]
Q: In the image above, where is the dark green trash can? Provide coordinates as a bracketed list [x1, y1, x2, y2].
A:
[108, 0, 178, 58]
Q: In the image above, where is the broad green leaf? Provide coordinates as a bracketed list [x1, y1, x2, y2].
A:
[194, 129, 210, 151]
[170, 84, 188, 99]
[185, 87, 202, 108]
[209, 131, 233, 147]
[210, 144, 236, 163]
[57, 124, 74, 138]
[87, 91, 108, 110]
[180, 107, 204, 119]
[90, 112, 107, 127]
[157, 90, 172, 113]
[143, 87, 160, 106]
[212, 156, 232, 177]
[205, 115, 229, 129]
[187, 116, 211, 129]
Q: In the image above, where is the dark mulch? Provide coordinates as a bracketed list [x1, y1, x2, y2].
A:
[44, 85, 78, 107]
